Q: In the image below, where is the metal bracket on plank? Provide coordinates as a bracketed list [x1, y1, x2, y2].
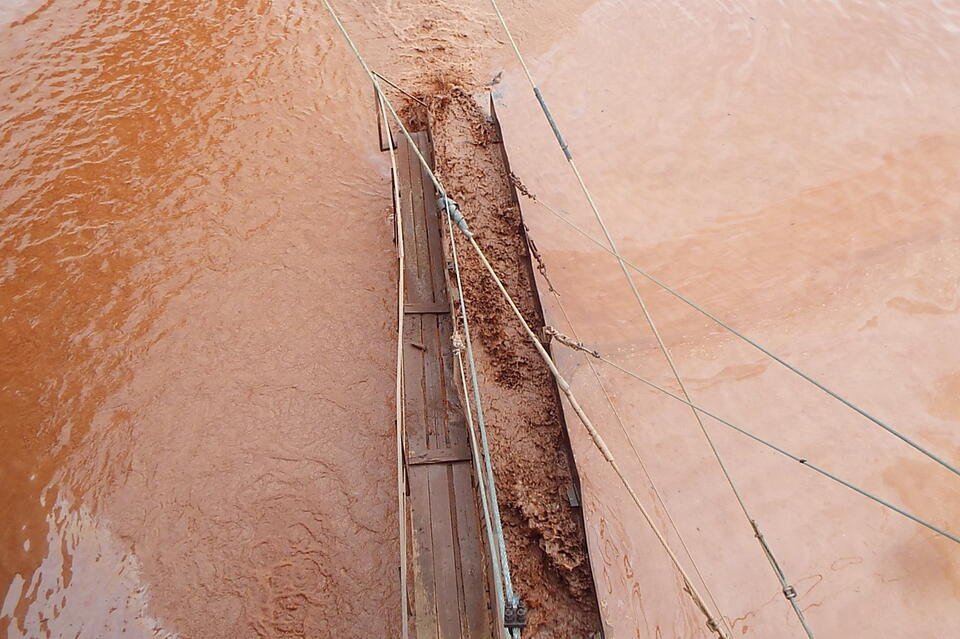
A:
[504, 600, 528, 630]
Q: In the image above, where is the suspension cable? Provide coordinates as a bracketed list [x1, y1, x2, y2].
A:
[549, 296, 735, 638]
[546, 328, 960, 545]
[487, 0, 958, 481]
[466, 235, 730, 638]
[486, 4, 814, 633]
[373, 70, 429, 108]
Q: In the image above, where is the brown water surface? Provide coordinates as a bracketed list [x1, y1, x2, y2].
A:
[3, 0, 959, 637]
[494, 0, 960, 637]
[1, 1, 403, 636]
[0, 1, 592, 636]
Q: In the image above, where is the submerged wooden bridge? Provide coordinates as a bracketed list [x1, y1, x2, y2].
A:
[381, 93, 602, 638]
[394, 129, 494, 638]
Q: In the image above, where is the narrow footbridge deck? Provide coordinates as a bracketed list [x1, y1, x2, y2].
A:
[396, 131, 494, 638]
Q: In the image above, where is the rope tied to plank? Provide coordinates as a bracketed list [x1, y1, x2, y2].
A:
[544, 326, 599, 358]
[438, 195, 473, 238]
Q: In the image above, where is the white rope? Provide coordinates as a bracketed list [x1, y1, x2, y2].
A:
[465, 235, 730, 639]
[548, 297, 733, 637]
[382, 95, 410, 639]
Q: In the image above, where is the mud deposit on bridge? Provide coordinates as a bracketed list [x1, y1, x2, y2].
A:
[427, 88, 602, 637]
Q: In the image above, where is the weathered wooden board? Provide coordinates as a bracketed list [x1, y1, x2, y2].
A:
[398, 131, 493, 639]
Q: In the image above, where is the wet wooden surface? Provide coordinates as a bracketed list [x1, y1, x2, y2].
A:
[398, 131, 493, 639]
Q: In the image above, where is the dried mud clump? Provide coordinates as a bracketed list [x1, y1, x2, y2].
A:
[428, 87, 602, 637]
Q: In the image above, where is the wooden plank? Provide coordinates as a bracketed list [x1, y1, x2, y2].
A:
[404, 502, 417, 632]
[404, 314, 428, 455]
[490, 97, 598, 585]
[421, 313, 444, 450]
[397, 137, 421, 307]
[400, 134, 423, 303]
[409, 466, 438, 639]
[407, 134, 432, 304]
[377, 93, 397, 152]
[452, 462, 492, 638]
[418, 135, 447, 306]
[405, 302, 451, 314]
[428, 464, 462, 639]
[396, 124, 496, 639]
[407, 446, 472, 466]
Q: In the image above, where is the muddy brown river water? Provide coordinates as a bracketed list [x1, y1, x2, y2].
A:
[2, 0, 959, 637]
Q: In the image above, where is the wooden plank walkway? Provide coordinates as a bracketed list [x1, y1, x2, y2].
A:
[397, 131, 493, 639]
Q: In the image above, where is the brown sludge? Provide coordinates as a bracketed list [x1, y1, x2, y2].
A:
[0, 3, 403, 637]
[428, 88, 602, 637]
[0, 2, 602, 637]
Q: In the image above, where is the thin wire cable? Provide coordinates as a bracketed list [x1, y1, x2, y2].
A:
[373, 70, 429, 108]
[466, 235, 730, 638]
[382, 95, 410, 639]
[454, 346, 509, 638]
[321, 5, 728, 633]
[487, 0, 958, 480]
[550, 296, 734, 638]
[320, 3, 522, 629]
[439, 166, 520, 633]
[487, 4, 812, 632]
[548, 337, 960, 545]
[514, 184, 959, 478]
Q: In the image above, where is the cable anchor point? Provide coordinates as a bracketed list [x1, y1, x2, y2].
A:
[504, 599, 528, 630]
[437, 195, 474, 238]
[544, 326, 601, 358]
